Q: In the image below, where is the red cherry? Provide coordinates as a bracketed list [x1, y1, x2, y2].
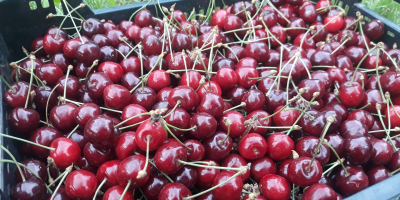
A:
[238, 133, 268, 160]
[154, 142, 187, 174]
[117, 155, 150, 189]
[288, 157, 322, 187]
[367, 167, 391, 185]
[190, 112, 217, 139]
[203, 131, 233, 161]
[211, 9, 229, 28]
[302, 183, 337, 200]
[9, 108, 40, 136]
[259, 174, 290, 200]
[43, 34, 66, 55]
[338, 81, 364, 108]
[141, 173, 169, 200]
[267, 132, 295, 161]
[168, 85, 199, 111]
[335, 165, 369, 195]
[103, 185, 135, 200]
[103, 84, 131, 110]
[147, 70, 171, 92]
[296, 136, 330, 165]
[136, 120, 167, 151]
[49, 138, 81, 168]
[250, 157, 277, 182]
[184, 140, 205, 161]
[96, 160, 120, 189]
[158, 183, 192, 200]
[212, 171, 243, 200]
[273, 106, 300, 127]
[384, 105, 400, 127]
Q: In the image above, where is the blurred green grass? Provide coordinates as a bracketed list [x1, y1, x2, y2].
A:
[362, 0, 400, 26]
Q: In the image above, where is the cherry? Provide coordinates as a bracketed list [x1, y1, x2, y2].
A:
[368, 167, 391, 185]
[158, 183, 192, 200]
[238, 133, 268, 160]
[49, 138, 81, 168]
[299, 110, 327, 137]
[31, 37, 46, 56]
[95, 160, 120, 190]
[326, 102, 349, 120]
[340, 119, 368, 138]
[165, 108, 190, 137]
[105, 29, 124, 47]
[266, 132, 295, 161]
[91, 34, 110, 47]
[168, 85, 199, 111]
[8, 107, 39, 136]
[335, 165, 369, 195]
[117, 155, 150, 189]
[221, 154, 249, 181]
[170, 166, 198, 189]
[184, 140, 205, 161]
[250, 157, 277, 182]
[227, 86, 247, 106]
[211, 171, 243, 200]
[132, 86, 157, 111]
[311, 50, 336, 66]
[74, 42, 101, 64]
[180, 70, 202, 90]
[49, 103, 77, 133]
[345, 46, 367, 65]
[215, 67, 237, 90]
[218, 111, 244, 138]
[100, 46, 118, 62]
[368, 138, 394, 166]
[154, 142, 187, 174]
[43, 34, 66, 55]
[84, 115, 119, 148]
[64, 170, 98, 199]
[34, 64, 63, 87]
[344, 136, 372, 165]
[240, 89, 265, 113]
[197, 91, 224, 118]
[14, 159, 47, 183]
[298, 79, 325, 101]
[136, 120, 166, 151]
[288, 157, 322, 187]
[380, 72, 400, 96]
[190, 112, 217, 139]
[338, 81, 364, 108]
[4, 81, 34, 108]
[235, 67, 258, 88]
[224, 14, 244, 32]
[74, 103, 101, 129]
[147, 70, 171, 92]
[28, 127, 61, 159]
[103, 185, 134, 200]
[197, 81, 222, 97]
[83, 143, 115, 166]
[384, 105, 400, 127]
[302, 183, 337, 200]
[273, 106, 300, 127]
[364, 19, 385, 41]
[51, 53, 73, 73]
[347, 110, 374, 130]
[296, 136, 330, 165]
[141, 173, 169, 200]
[10, 176, 46, 200]
[63, 39, 82, 59]
[259, 174, 290, 200]
[382, 49, 400, 66]
[213, 58, 235, 71]
[142, 34, 163, 56]
[103, 84, 131, 110]
[203, 131, 233, 161]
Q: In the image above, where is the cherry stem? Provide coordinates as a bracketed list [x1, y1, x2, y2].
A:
[24, 55, 35, 108]
[12, 64, 46, 88]
[46, 84, 60, 125]
[84, 60, 99, 89]
[266, 0, 290, 23]
[60, 97, 123, 113]
[390, 167, 400, 176]
[309, 12, 344, 40]
[47, 167, 68, 186]
[350, 47, 376, 85]
[331, 38, 349, 55]
[218, 118, 231, 145]
[166, 124, 197, 132]
[0, 133, 55, 151]
[0, 144, 25, 182]
[148, 159, 174, 183]
[248, 70, 277, 80]
[311, 65, 335, 68]
[358, 103, 371, 110]
[62, 0, 84, 43]
[358, 21, 370, 52]
[93, 178, 107, 200]
[118, 180, 131, 200]
[115, 112, 151, 128]
[128, 1, 151, 21]
[376, 103, 399, 151]
[266, 53, 298, 96]
[163, 125, 190, 149]
[224, 102, 246, 113]
[322, 159, 340, 176]
[64, 1, 89, 26]
[54, 4, 82, 39]
[371, 127, 399, 134]
[163, 100, 181, 118]
[285, 108, 315, 119]
[63, 65, 73, 102]
[167, 69, 216, 74]
[137, 135, 151, 179]
[374, 49, 386, 101]
[308, 115, 335, 170]
[222, 25, 262, 34]
[50, 165, 72, 200]
[286, 93, 318, 136]
[257, 125, 299, 129]
[66, 125, 80, 138]
[323, 141, 349, 177]
[119, 119, 148, 131]
[180, 159, 243, 171]
[298, 58, 312, 79]
[389, 99, 400, 120]
[379, 47, 400, 70]
[0, 75, 14, 92]
[182, 164, 249, 200]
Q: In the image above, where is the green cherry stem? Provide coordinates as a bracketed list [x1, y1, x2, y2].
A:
[224, 102, 246, 113]
[93, 178, 107, 200]
[0, 133, 55, 151]
[25, 55, 35, 108]
[323, 141, 349, 177]
[119, 181, 132, 200]
[218, 118, 231, 145]
[50, 165, 72, 200]
[114, 112, 151, 128]
[0, 144, 25, 182]
[137, 135, 151, 179]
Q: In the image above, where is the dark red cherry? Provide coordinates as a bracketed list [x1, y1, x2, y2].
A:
[346, 46, 367, 65]
[368, 167, 391, 185]
[96, 160, 120, 189]
[103, 84, 131, 110]
[338, 81, 364, 108]
[347, 110, 374, 130]
[50, 103, 78, 133]
[63, 39, 82, 59]
[299, 110, 327, 137]
[74, 103, 101, 129]
[340, 119, 368, 138]
[9, 108, 40, 136]
[298, 79, 325, 101]
[83, 143, 115, 166]
[4, 81, 33, 108]
[31, 37, 46, 56]
[15, 159, 47, 183]
[184, 140, 205, 161]
[154, 141, 187, 174]
[236, 67, 258, 88]
[165, 108, 190, 137]
[91, 34, 110, 47]
[51, 53, 72, 73]
[75, 42, 101, 64]
[36, 64, 63, 86]
[158, 183, 192, 200]
[227, 86, 247, 106]
[29, 127, 61, 159]
[82, 18, 105, 37]
[197, 91, 224, 118]
[196, 161, 220, 189]
[295, 136, 330, 165]
[241, 89, 265, 113]
[141, 173, 169, 200]
[211, 9, 229, 28]
[100, 45, 118, 62]
[250, 156, 277, 182]
[344, 136, 372, 165]
[103, 185, 134, 200]
[288, 157, 322, 187]
[302, 183, 337, 200]
[168, 85, 199, 111]
[380, 72, 400, 96]
[203, 131, 233, 161]
[147, 70, 171, 93]
[86, 72, 113, 99]
[65, 170, 98, 199]
[336, 165, 369, 195]
[180, 70, 202, 90]
[259, 174, 290, 200]
[369, 138, 394, 166]
[121, 56, 141, 74]
[105, 29, 124, 47]
[273, 106, 300, 127]
[230, 1, 256, 21]
[219, 111, 245, 138]
[115, 131, 138, 160]
[170, 166, 197, 189]
[197, 81, 222, 97]
[117, 155, 150, 189]
[311, 50, 336, 66]
[224, 14, 244, 32]
[190, 112, 217, 139]
[10, 176, 46, 200]
[84, 115, 118, 148]
[245, 42, 269, 62]
[364, 20, 385, 41]
[132, 86, 157, 111]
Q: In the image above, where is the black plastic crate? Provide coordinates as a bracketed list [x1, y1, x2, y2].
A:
[1, 0, 400, 199]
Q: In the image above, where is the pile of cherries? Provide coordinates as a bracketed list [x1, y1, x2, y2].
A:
[3, 0, 400, 199]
